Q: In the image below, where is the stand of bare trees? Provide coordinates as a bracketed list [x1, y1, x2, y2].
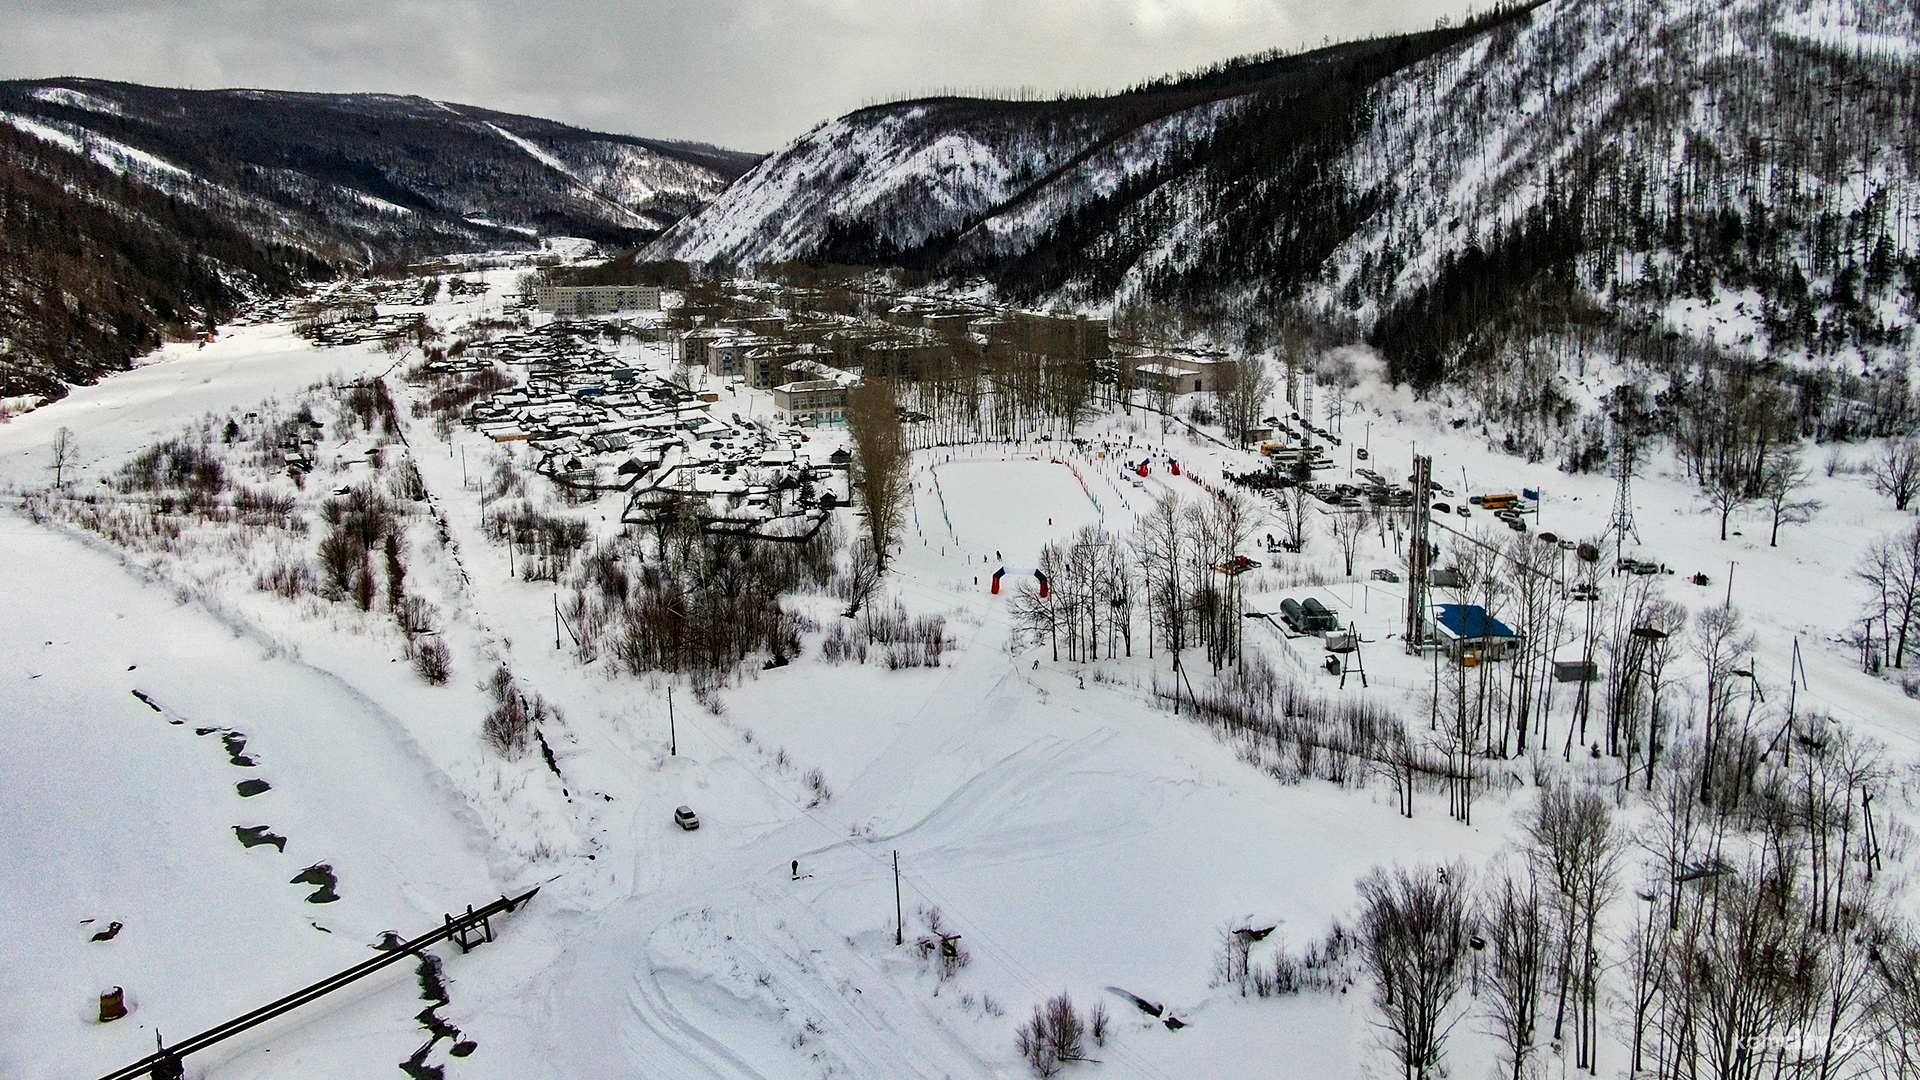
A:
[1215, 357, 1277, 446]
[1526, 783, 1621, 1075]
[1482, 862, 1547, 1080]
[1012, 524, 1133, 663]
[1357, 864, 1474, 1080]
[1857, 521, 1920, 670]
[1624, 724, 1904, 1080]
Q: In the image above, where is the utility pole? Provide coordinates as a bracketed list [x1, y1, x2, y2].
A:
[667, 686, 676, 756]
[893, 850, 904, 946]
[1406, 453, 1433, 653]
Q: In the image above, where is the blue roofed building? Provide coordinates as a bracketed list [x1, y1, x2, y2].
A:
[1429, 603, 1522, 661]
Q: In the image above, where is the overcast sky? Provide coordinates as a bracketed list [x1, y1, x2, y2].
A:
[4, 0, 1482, 153]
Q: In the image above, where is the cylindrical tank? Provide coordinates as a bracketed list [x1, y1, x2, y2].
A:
[1279, 598, 1306, 631]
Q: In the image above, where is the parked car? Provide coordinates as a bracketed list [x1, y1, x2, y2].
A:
[674, 805, 700, 831]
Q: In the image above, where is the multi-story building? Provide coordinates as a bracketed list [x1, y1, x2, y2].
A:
[533, 284, 663, 315]
[773, 380, 849, 425]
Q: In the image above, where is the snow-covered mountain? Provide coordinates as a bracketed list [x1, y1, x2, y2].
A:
[0, 79, 758, 259]
[654, 0, 1920, 437]
[0, 79, 758, 399]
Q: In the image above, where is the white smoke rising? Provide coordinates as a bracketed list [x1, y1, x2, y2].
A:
[1315, 344, 1426, 419]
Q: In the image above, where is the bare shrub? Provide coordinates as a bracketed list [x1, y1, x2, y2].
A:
[413, 638, 452, 685]
[340, 378, 399, 436]
[913, 907, 970, 980]
[255, 559, 316, 599]
[803, 767, 832, 808]
[483, 503, 588, 581]
[350, 564, 377, 611]
[317, 530, 364, 595]
[483, 666, 534, 755]
[232, 486, 296, 523]
[1016, 994, 1075, 1077]
[821, 622, 868, 664]
[690, 673, 727, 716]
[389, 458, 428, 502]
[863, 603, 946, 668]
[397, 595, 437, 634]
[120, 439, 226, 496]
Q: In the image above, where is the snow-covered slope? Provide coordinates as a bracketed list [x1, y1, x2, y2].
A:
[657, 0, 1920, 402]
[650, 100, 1134, 268]
[0, 79, 759, 260]
[0, 79, 759, 399]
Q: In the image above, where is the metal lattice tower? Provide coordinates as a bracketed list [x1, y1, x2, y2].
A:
[1609, 425, 1641, 556]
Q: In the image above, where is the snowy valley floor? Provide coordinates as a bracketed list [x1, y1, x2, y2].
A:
[6, 289, 1920, 1080]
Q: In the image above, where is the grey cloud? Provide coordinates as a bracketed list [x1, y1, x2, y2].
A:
[2, 0, 1480, 151]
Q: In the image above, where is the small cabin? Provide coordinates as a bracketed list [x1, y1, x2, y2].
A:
[1429, 604, 1521, 662]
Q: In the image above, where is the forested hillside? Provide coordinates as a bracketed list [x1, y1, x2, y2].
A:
[0, 121, 325, 399]
[654, 0, 1920, 460]
[0, 79, 759, 398]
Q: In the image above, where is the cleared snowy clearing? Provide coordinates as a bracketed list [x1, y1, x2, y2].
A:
[927, 457, 1102, 565]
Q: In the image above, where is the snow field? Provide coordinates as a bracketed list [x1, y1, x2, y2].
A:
[0, 525, 495, 1079]
[7, 268, 1920, 1080]
[922, 457, 1102, 568]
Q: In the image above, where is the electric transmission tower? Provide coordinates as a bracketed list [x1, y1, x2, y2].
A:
[1608, 420, 1640, 560]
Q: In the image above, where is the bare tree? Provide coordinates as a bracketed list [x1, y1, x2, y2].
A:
[48, 426, 78, 488]
[838, 539, 883, 617]
[1482, 863, 1547, 1080]
[1760, 446, 1821, 547]
[847, 380, 910, 572]
[1276, 490, 1312, 554]
[1217, 357, 1276, 446]
[1704, 464, 1754, 541]
[1872, 437, 1920, 511]
[1357, 863, 1475, 1080]
[1523, 784, 1621, 1073]
[1330, 507, 1370, 577]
